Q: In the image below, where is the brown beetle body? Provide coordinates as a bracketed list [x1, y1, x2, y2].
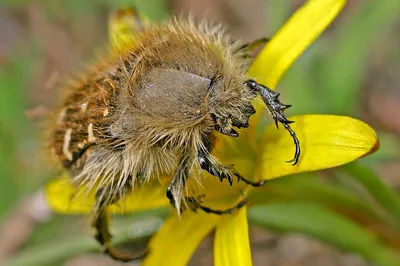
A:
[50, 19, 255, 205]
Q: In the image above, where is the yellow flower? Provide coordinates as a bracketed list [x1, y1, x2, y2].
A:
[45, 0, 379, 265]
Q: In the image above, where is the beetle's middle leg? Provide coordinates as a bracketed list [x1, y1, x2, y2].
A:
[198, 138, 267, 187]
[166, 154, 247, 215]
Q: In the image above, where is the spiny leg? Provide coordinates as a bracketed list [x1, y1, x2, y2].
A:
[198, 153, 234, 186]
[237, 37, 270, 59]
[211, 113, 238, 138]
[166, 155, 218, 213]
[199, 153, 266, 187]
[166, 155, 192, 210]
[244, 79, 301, 165]
[234, 172, 266, 187]
[93, 184, 147, 262]
[190, 194, 247, 215]
[167, 154, 247, 215]
[206, 80, 299, 185]
[198, 139, 266, 187]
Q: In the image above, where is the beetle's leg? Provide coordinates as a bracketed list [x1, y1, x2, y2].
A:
[93, 184, 147, 262]
[198, 138, 267, 187]
[237, 37, 270, 59]
[198, 148, 266, 187]
[210, 113, 239, 138]
[244, 79, 300, 165]
[166, 155, 193, 212]
[166, 154, 248, 215]
[185, 194, 246, 215]
[198, 152, 234, 186]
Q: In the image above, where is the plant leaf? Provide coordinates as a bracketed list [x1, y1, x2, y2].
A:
[248, 174, 386, 225]
[248, 202, 400, 266]
[2, 211, 165, 266]
[320, 0, 400, 113]
[342, 162, 400, 227]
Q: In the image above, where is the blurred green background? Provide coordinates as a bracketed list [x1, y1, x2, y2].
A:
[1, 0, 400, 265]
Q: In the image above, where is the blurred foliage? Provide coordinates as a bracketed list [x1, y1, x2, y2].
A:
[1, 0, 400, 266]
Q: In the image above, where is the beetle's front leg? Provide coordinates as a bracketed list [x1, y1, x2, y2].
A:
[244, 79, 301, 165]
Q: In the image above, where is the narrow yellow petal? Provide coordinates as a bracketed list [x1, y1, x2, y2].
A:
[45, 176, 168, 214]
[143, 212, 221, 266]
[108, 8, 150, 52]
[255, 115, 379, 181]
[214, 207, 252, 266]
[248, 0, 346, 88]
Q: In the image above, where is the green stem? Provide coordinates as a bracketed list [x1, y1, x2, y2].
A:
[2, 216, 164, 266]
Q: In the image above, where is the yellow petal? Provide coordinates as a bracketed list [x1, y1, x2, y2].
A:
[255, 115, 379, 181]
[108, 8, 150, 52]
[143, 212, 221, 266]
[214, 207, 252, 266]
[45, 176, 168, 214]
[248, 0, 346, 88]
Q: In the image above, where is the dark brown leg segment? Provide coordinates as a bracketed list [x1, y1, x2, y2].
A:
[198, 140, 267, 187]
[93, 184, 147, 262]
[166, 154, 247, 215]
[245, 79, 301, 165]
